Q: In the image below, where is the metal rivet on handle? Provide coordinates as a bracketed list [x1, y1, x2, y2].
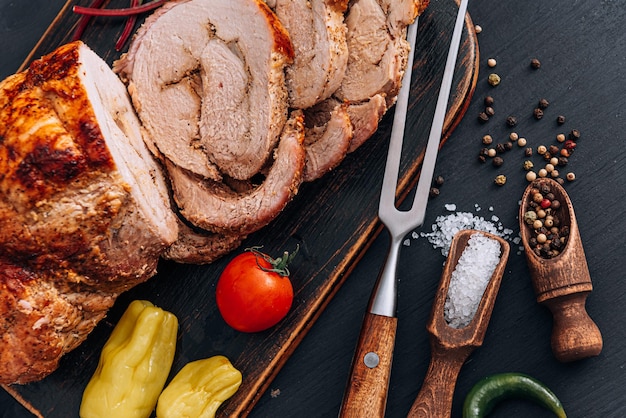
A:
[363, 352, 380, 368]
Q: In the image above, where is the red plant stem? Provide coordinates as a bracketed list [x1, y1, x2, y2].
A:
[115, 0, 141, 50]
[73, 0, 168, 17]
[72, 0, 107, 41]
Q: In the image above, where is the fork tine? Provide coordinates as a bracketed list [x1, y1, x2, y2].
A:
[381, 0, 469, 237]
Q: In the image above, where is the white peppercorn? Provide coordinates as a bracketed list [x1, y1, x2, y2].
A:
[538, 168, 548, 177]
[556, 133, 566, 143]
[488, 58, 497, 67]
[526, 171, 537, 181]
[537, 145, 547, 155]
[509, 132, 519, 141]
[566, 172, 576, 181]
[517, 137, 527, 147]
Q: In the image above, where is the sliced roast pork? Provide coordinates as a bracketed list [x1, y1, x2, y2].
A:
[162, 220, 243, 265]
[0, 41, 178, 384]
[336, 0, 429, 150]
[167, 112, 306, 235]
[302, 98, 353, 181]
[270, 0, 349, 109]
[115, 0, 294, 181]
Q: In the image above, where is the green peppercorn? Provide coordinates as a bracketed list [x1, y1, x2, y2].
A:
[524, 211, 537, 224]
[488, 73, 501, 86]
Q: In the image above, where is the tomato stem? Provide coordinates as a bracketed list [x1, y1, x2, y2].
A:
[248, 245, 299, 277]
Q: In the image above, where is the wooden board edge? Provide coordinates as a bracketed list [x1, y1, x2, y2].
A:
[4, 5, 480, 418]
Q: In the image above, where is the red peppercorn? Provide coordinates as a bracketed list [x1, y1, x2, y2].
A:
[540, 198, 552, 209]
[564, 140, 577, 150]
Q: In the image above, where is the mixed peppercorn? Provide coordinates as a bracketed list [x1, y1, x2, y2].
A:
[522, 181, 570, 259]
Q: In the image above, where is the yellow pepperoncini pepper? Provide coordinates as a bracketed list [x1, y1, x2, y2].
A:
[156, 355, 242, 418]
[80, 300, 178, 418]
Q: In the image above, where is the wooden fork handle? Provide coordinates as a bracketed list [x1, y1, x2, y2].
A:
[407, 344, 471, 418]
[339, 312, 397, 418]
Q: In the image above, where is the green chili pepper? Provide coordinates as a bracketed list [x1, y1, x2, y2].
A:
[463, 372, 567, 418]
[80, 300, 178, 418]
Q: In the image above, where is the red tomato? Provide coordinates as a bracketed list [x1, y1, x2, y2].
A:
[216, 248, 296, 333]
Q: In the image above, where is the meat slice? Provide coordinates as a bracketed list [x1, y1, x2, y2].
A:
[334, 0, 428, 151]
[115, 0, 294, 180]
[162, 220, 243, 265]
[302, 98, 353, 181]
[167, 112, 306, 235]
[0, 41, 178, 384]
[270, 0, 349, 109]
[346, 94, 387, 152]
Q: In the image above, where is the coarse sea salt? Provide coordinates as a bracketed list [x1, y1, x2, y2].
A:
[420, 209, 514, 256]
[444, 233, 501, 329]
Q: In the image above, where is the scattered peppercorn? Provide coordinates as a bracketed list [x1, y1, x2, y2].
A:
[533, 108, 544, 120]
[487, 148, 497, 158]
[566, 172, 576, 181]
[530, 58, 541, 69]
[538, 98, 549, 109]
[517, 137, 527, 147]
[509, 132, 519, 141]
[488, 73, 501, 86]
[478, 112, 490, 123]
[482, 135, 493, 145]
[429, 187, 440, 198]
[494, 174, 507, 186]
[506, 115, 517, 127]
[485, 106, 495, 117]
[523, 160, 534, 171]
[537, 145, 547, 155]
[487, 58, 497, 67]
[524, 147, 533, 156]
[548, 145, 560, 156]
[484, 96, 494, 106]
[434, 175, 445, 186]
[564, 140, 577, 151]
[474, 24, 482, 34]
[495, 143, 507, 154]
[556, 133, 566, 143]
[557, 156, 568, 166]
[556, 115, 566, 125]
[492, 156, 504, 167]
[526, 171, 537, 182]
[569, 129, 581, 140]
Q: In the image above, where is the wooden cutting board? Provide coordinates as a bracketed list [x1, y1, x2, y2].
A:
[4, 1, 479, 416]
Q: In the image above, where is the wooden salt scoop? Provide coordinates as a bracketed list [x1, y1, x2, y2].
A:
[407, 229, 510, 418]
[519, 177, 602, 362]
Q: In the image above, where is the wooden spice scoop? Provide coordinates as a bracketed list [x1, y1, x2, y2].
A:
[407, 229, 510, 418]
[519, 177, 603, 362]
